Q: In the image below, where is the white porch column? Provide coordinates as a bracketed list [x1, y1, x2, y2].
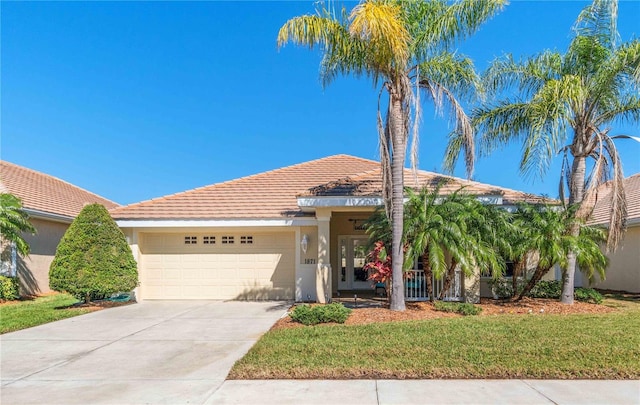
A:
[316, 209, 331, 303]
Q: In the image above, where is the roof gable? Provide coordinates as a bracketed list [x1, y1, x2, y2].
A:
[0, 161, 119, 219]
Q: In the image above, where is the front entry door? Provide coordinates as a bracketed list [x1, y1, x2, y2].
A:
[338, 236, 371, 290]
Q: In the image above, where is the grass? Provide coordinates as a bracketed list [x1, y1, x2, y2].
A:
[0, 293, 94, 334]
[229, 297, 640, 379]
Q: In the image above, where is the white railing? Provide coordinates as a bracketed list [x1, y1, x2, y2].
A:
[404, 269, 463, 302]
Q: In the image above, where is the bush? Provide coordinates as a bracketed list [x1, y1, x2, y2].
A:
[529, 280, 562, 299]
[49, 204, 138, 303]
[290, 303, 352, 325]
[528, 280, 603, 303]
[433, 301, 482, 316]
[488, 278, 527, 299]
[0, 276, 19, 300]
[575, 288, 604, 304]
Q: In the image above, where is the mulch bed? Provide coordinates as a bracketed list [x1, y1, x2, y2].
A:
[272, 298, 615, 330]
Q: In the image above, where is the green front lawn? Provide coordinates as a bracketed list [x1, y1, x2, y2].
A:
[0, 293, 94, 334]
[230, 298, 640, 379]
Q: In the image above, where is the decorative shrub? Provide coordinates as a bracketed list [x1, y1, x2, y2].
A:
[433, 301, 482, 316]
[0, 276, 19, 300]
[529, 280, 562, 298]
[49, 204, 138, 303]
[488, 278, 527, 299]
[574, 288, 604, 304]
[528, 280, 603, 303]
[290, 303, 352, 325]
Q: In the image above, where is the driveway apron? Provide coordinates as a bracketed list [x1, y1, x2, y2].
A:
[1, 300, 288, 405]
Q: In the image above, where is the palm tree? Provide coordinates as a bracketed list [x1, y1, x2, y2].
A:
[278, 0, 505, 310]
[448, 0, 640, 303]
[512, 204, 607, 300]
[0, 193, 36, 259]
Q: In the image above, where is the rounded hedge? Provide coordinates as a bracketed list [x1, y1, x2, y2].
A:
[49, 204, 138, 303]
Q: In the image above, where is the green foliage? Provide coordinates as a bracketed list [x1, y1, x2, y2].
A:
[290, 303, 352, 325]
[528, 280, 603, 304]
[0, 276, 19, 300]
[433, 301, 482, 316]
[575, 288, 604, 304]
[488, 278, 527, 299]
[49, 204, 137, 303]
[529, 280, 562, 299]
[0, 193, 36, 257]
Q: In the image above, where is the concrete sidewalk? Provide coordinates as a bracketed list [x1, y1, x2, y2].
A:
[206, 379, 640, 405]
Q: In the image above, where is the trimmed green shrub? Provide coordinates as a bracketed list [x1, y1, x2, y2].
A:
[529, 280, 562, 299]
[290, 303, 352, 325]
[0, 276, 19, 300]
[433, 301, 482, 316]
[528, 280, 603, 303]
[575, 288, 604, 304]
[49, 204, 137, 303]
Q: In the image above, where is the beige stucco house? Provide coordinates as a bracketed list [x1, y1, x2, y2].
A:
[111, 154, 548, 303]
[582, 173, 640, 293]
[0, 161, 119, 295]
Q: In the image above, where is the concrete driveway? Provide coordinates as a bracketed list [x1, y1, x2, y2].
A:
[1, 300, 289, 405]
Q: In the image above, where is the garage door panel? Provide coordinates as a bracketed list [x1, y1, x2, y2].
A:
[140, 232, 295, 299]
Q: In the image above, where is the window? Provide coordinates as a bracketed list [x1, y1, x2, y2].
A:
[203, 236, 216, 245]
[221, 236, 234, 244]
[184, 236, 197, 245]
[240, 236, 253, 244]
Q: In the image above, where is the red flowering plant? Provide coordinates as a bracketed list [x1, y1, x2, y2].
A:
[364, 241, 392, 295]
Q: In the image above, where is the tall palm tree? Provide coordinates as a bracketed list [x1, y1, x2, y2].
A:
[0, 193, 36, 259]
[448, 0, 640, 303]
[278, 0, 505, 310]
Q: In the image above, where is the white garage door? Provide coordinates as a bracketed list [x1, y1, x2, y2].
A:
[139, 232, 295, 300]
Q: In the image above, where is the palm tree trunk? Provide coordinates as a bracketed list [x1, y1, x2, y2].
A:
[423, 253, 434, 302]
[388, 94, 407, 311]
[511, 259, 525, 299]
[439, 259, 458, 300]
[562, 154, 587, 304]
[517, 266, 550, 301]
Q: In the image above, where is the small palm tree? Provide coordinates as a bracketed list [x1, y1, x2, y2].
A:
[279, 0, 505, 310]
[512, 204, 607, 300]
[0, 193, 36, 258]
[447, 0, 640, 303]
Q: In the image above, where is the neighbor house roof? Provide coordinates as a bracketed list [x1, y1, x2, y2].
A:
[0, 161, 119, 220]
[111, 154, 552, 221]
[589, 173, 640, 226]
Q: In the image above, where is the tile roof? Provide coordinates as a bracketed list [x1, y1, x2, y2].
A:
[589, 173, 640, 225]
[0, 161, 119, 219]
[302, 168, 552, 205]
[111, 154, 552, 220]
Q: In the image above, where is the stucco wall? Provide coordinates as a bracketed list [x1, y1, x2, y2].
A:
[18, 218, 69, 295]
[591, 225, 640, 293]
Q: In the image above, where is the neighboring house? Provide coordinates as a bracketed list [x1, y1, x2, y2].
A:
[0, 161, 119, 295]
[112, 154, 548, 303]
[581, 173, 640, 293]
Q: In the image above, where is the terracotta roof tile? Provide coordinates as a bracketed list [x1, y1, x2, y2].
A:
[111, 154, 552, 220]
[589, 173, 640, 225]
[0, 161, 119, 218]
[302, 167, 553, 205]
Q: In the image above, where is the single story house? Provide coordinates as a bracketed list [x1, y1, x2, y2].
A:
[580, 173, 640, 293]
[0, 161, 119, 295]
[112, 154, 548, 303]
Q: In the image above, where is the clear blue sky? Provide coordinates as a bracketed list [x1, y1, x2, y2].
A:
[2, 1, 639, 206]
